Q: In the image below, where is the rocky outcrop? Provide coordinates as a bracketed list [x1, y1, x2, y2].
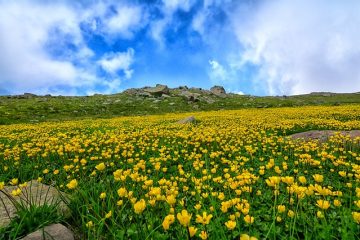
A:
[144, 84, 169, 96]
[179, 91, 201, 102]
[0, 180, 70, 228]
[20, 224, 74, 240]
[210, 86, 226, 97]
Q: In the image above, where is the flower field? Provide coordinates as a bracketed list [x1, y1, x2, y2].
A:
[1, 105, 360, 239]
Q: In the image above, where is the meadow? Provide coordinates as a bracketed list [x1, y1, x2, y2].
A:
[0, 105, 360, 239]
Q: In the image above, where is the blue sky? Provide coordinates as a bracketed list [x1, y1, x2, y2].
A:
[1, 0, 360, 96]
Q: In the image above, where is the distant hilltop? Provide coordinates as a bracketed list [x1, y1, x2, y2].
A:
[4, 84, 359, 100]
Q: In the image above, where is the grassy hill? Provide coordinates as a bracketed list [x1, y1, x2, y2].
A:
[0, 85, 359, 124]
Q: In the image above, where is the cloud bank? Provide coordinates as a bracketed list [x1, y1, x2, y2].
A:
[231, 0, 360, 95]
[0, 0, 359, 95]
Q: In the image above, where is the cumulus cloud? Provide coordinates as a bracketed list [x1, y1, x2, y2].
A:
[231, 0, 360, 95]
[103, 4, 146, 38]
[98, 48, 135, 79]
[208, 60, 228, 82]
[0, 1, 140, 95]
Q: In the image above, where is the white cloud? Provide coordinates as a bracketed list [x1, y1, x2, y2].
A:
[0, 1, 140, 95]
[231, 0, 360, 95]
[104, 4, 146, 38]
[209, 60, 228, 82]
[98, 48, 135, 79]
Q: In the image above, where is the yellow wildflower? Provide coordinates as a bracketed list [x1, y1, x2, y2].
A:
[196, 212, 213, 225]
[162, 214, 175, 230]
[95, 162, 106, 171]
[225, 220, 237, 230]
[66, 179, 78, 189]
[244, 215, 254, 224]
[316, 200, 330, 210]
[188, 226, 197, 237]
[199, 231, 208, 240]
[133, 199, 146, 214]
[177, 210, 192, 227]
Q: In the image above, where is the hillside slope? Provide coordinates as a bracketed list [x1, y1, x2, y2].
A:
[0, 84, 359, 124]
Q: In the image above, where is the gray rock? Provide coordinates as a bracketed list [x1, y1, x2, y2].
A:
[178, 85, 188, 90]
[20, 223, 74, 240]
[179, 91, 201, 102]
[0, 180, 70, 228]
[144, 84, 170, 95]
[161, 94, 170, 98]
[177, 116, 196, 124]
[210, 86, 226, 97]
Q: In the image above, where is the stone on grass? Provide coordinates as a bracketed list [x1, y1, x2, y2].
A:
[20, 223, 74, 240]
[177, 116, 196, 124]
[0, 180, 70, 228]
[289, 130, 360, 143]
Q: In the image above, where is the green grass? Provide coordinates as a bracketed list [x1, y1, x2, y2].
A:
[0, 90, 359, 124]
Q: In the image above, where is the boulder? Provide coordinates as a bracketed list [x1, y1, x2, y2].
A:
[179, 91, 201, 102]
[144, 84, 169, 96]
[210, 86, 226, 97]
[289, 130, 360, 143]
[20, 223, 74, 240]
[177, 116, 196, 124]
[0, 180, 70, 228]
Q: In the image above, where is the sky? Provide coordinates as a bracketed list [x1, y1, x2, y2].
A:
[1, 0, 360, 96]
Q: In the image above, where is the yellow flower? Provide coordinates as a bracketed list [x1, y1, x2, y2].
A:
[266, 176, 281, 187]
[277, 205, 286, 213]
[334, 199, 341, 207]
[287, 210, 295, 218]
[117, 200, 123, 206]
[316, 200, 330, 210]
[66, 179, 78, 189]
[276, 216, 282, 222]
[352, 212, 360, 224]
[166, 195, 176, 205]
[240, 234, 258, 240]
[10, 178, 18, 186]
[162, 214, 175, 230]
[105, 210, 112, 219]
[338, 171, 347, 177]
[11, 188, 22, 196]
[317, 211, 324, 218]
[196, 212, 213, 225]
[188, 226, 197, 237]
[86, 221, 93, 228]
[95, 162, 106, 171]
[53, 169, 59, 175]
[117, 187, 127, 197]
[0, 182, 4, 190]
[225, 220, 236, 230]
[244, 215, 254, 224]
[199, 231, 208, 240]
[43, 169, 49, 174]
[100, 192, 106, 199]
[298, 176, 307, 184]
[313, 174, 324, 183]
[133, 199, 146, 214]
[177, 210, 192, 227]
